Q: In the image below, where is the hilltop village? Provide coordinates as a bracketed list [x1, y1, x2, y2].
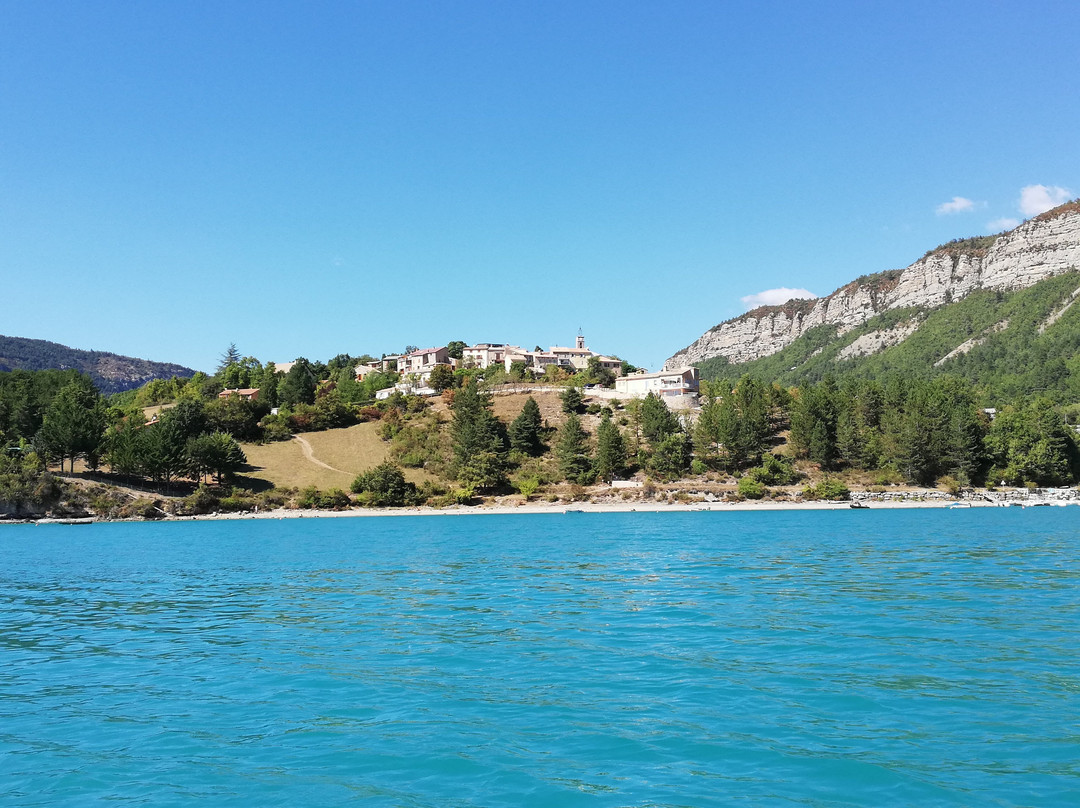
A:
[221, 334, 700, 409]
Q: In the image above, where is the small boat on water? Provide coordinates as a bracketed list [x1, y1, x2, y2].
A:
[948, 502, 972, 508]
[849, 502, 870, 509]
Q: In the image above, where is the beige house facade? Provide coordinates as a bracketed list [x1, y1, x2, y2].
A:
[615, 367, 699, 399]
[463, 343, 517, 369]
[500, 334, 621, 374]
[399, 346, 451, 382]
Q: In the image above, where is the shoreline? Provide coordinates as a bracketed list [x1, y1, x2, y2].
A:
[15, 495, 1077, 525]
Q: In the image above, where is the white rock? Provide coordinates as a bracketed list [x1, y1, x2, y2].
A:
[665, 208, 1080, 369]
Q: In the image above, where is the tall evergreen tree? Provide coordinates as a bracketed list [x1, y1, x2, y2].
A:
[105, 416, 147, 480]
[556, 414, 593, 484]
[187, 431, 247, 485]
[594, 413, 626, 482]
[692, 396, 724, 469]
[790, 377, 840, 469]
[141, 418, 187, 491]
[36, 380, 106, 472]
[449, 380, 507, 490]
[649, 432, 691, 480]
[509, 396, 543, 456]
[217, 343, 241, 374]
[561, 386, 584, 415]
[640, 393, 679, 444]
[259, 362, 280, 408]
[279, 359, 317, 407]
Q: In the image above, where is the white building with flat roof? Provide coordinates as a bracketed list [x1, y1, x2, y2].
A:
[615, 367, 699, 399]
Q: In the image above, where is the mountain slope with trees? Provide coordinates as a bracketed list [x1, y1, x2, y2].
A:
[0, 334, 197, 394]
[669, 201, 1080, 372]
[698, 270, 1080, 403]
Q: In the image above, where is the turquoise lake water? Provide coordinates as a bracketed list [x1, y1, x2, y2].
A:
[1, 509, 1078, 806]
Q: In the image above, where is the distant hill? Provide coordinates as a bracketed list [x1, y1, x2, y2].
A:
[0, 335, 198, 394]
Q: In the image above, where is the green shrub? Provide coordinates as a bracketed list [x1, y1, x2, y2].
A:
[183, 485, 220, 515]
[737, 476, 767, 500]
[873, 467, 905, 486]
[937, 475, 962, 496]
[515, 476, 541, 500]
[297, 486, 321, 509]
[258, 413, 293, 442]
[320, 488, 352, 510]
[218, 495, 254, 512]
[123, 498, 165, 520]
[396, 450, 427, 468]
[350, 461, 418, 507]
[802, 477, 850, 501]
[747, 453, 801, 486]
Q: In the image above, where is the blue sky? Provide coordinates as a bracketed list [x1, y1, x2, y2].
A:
[2, 1, 1077, 373]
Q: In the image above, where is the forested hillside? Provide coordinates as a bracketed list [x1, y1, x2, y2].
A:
[0, 335, 196, 394]
[670, 201, 1080, 371]
[699, 271, 1080, 404]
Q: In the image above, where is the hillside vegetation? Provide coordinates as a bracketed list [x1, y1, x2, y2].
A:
[699, 271, 1080, 404]
[0, 334, 196, 394]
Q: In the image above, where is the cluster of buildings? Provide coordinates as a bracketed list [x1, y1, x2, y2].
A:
[365, 333, 700, 407]
[217, 334, 699, 409]
[374, 334, 621, 384]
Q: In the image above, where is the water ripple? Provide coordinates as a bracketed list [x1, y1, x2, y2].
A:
[1, 509, 1078, 806]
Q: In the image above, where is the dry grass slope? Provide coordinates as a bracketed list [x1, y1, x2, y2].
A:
[242, 392, 618, 493]
[242, 422, 433, 491]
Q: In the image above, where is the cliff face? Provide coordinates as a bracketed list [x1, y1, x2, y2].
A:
[664, 204, 1080, 369]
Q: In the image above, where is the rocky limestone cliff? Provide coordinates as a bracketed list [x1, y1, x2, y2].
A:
[665, 203, 1080, 370]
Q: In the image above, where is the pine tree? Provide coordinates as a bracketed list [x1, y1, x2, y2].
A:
[141, 418, 187, 491]
[790, 378, 840, 469]
[217, 343, 241, 374]
[561, 386, 584, 415]
[509, 396, 543, 455]
[556, 414, 593, 484]
[36, 380, 106, 472]
[692, 397, 723, 468]
[279, 359, 316, 407]
[594, 413, 626, 482]
[640, 393, 679, 444]
[450, 380, 507, 490]
[648, 432, 691, 480]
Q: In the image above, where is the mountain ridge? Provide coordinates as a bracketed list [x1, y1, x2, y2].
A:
[0, 334, 197, 395]
[665, 201, 1080, 370]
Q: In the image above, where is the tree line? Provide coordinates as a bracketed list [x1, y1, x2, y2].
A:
[4, 361, 1077, 509]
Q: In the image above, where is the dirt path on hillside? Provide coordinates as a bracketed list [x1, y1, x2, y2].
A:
[291, 435, 349, 474]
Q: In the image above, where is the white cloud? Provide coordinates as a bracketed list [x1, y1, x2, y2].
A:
[936, 196, 977, 215]
[1018, 184, 1072, 217]
[987, 217, 1020, 232]
[741, 287, 818, 310]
